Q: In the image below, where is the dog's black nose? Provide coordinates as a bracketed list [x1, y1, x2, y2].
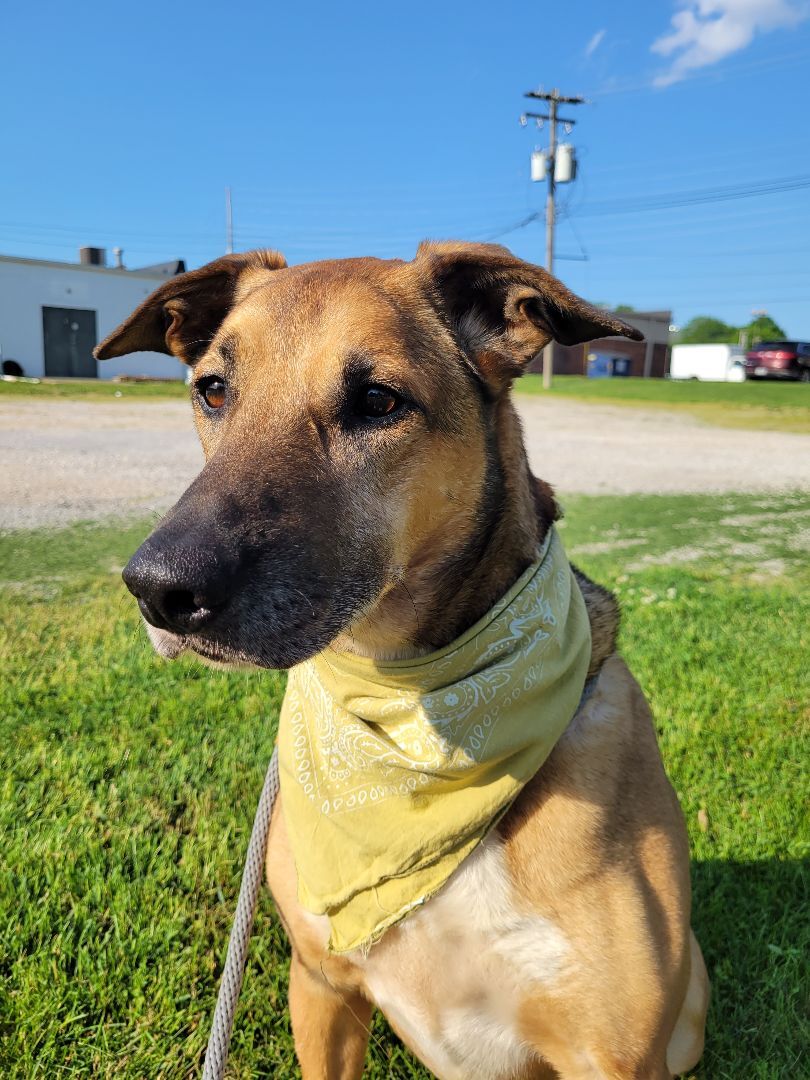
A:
[122, 539, 230, 635]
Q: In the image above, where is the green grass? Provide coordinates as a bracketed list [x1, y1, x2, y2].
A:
[517, 375, 810, 433]
[1, 494, 808, 1078]
[0, 377, 187, 400]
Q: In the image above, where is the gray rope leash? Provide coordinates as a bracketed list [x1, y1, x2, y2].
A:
[202, 747, 280, 1080]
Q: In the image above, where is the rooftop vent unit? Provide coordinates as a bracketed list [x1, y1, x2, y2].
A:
[79, 246, 107, 267]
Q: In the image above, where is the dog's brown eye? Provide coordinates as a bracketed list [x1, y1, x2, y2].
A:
[197, 376, 227, 411]
[355, 386, 401, 419]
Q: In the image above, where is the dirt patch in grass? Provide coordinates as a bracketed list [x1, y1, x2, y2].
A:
[569, 536, 649, 556]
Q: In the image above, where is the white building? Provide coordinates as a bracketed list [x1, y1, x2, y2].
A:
[0, 248, 187, 380]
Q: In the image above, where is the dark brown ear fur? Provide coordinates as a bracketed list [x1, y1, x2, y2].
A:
[415, 240, 643, 391]
[94, 249, 287, 364]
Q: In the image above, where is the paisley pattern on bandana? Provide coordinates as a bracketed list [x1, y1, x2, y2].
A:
[278, 527, 592, 953]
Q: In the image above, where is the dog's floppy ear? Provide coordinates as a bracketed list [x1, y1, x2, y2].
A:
[94, 249, 287, 364]
[415, 240, 643, 392]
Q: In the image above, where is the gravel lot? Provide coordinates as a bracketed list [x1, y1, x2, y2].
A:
[2, 396, 809, 530]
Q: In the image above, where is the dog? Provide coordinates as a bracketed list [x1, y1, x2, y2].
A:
[96, 241, 709, 1079]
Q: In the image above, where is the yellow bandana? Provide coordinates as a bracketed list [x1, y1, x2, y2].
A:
[278, 527, 591, 953]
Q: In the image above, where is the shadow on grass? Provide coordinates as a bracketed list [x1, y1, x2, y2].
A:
[690, 857, 807, 1079]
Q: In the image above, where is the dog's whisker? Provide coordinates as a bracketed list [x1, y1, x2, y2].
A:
[391, 574, 421, 639]
[290, 587, 316, 619]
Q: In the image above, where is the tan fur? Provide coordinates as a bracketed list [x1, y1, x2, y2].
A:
[98, 242, 708, 1077]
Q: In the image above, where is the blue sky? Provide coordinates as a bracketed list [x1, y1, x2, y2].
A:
[3, 0, 809, 334]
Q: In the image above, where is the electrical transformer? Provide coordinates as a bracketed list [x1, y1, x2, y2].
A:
[530, 150, 547, 182]
[554, 143, 577, 183]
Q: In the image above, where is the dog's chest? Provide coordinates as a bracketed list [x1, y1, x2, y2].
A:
[345, 835, 573, 1079]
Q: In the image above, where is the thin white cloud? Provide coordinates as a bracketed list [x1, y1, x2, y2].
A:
[585, 29, 607, 57]
[651, 0, 809, 86]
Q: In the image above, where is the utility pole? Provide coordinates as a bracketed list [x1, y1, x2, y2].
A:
[225, 187, 234, 255]
[522, 88, 587, 388]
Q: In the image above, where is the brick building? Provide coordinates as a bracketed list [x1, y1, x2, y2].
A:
[529, 310, 672, 378]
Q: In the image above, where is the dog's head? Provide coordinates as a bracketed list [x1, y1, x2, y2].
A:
[97, 241, 640, 667]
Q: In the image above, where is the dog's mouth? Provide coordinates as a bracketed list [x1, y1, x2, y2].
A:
[144, 621, 310, 670]
[146, 626, 261, 669]
[143, 619, 311, 670]
[144, 623, 191, 660]
[139, 585, 377, 670]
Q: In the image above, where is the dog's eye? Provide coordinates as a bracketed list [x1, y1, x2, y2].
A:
[197, 376, 227, 411]
[354, 385, 401, 419]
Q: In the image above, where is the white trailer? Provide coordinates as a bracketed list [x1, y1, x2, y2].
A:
[670, 344, 746, 382]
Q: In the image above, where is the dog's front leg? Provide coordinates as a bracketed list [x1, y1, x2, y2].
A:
[289, 951, 373, 1079]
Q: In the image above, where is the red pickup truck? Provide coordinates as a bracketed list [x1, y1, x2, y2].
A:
[745, 341, 810, 381]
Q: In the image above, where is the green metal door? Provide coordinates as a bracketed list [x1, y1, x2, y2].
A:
[42, 307, 98, 378]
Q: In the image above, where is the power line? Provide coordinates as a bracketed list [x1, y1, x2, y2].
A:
[484, 173, 810, 240]
[481, 211, 540, 242]
[0, 219, 221, 243]
[552, 245, 810, 261]
[578, 174, 810, 217]
[576, 138, 805, 178]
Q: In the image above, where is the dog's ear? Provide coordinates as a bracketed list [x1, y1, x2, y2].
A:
[414, 240, 643, 392]
[94, 249, 287, 364]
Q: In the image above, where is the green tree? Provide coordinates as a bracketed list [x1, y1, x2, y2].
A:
[676, 316, 737, 345]
[745, 315, 786, 343]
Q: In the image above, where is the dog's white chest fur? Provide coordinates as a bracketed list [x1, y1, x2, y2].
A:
[343, 835, 574, 1079]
